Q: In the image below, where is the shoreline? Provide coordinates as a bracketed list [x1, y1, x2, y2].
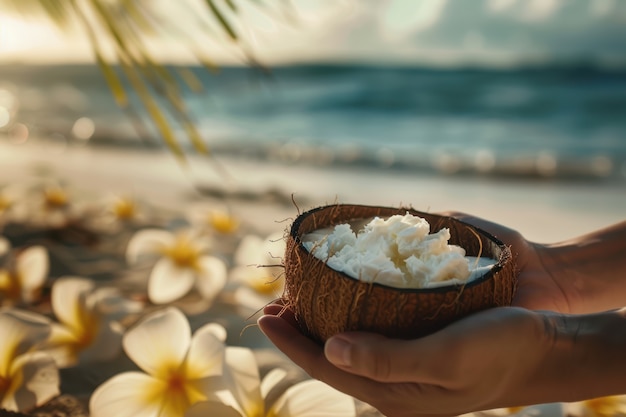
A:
[1, 140, 625, 243]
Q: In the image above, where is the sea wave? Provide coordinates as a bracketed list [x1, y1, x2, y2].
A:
[1, 63, 625, 183]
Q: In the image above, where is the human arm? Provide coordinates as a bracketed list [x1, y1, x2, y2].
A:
[259, 217, 626, 416]
[258, 304, 626, 417]
[441, 214, 626, 314]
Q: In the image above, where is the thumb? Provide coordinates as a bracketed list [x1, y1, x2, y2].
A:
[324, 332, 441, 384]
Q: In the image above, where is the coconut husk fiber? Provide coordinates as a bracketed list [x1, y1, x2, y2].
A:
[283, 204, 518, 343]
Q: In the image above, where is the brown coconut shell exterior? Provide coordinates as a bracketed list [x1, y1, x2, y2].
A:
[283, 204, 518, 343]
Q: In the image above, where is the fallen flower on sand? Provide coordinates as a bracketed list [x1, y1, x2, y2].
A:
[185, 347, 356, 417]
[185, 203, 241, 236]
[87, 194, 149, 234]
[566, 395, 626, 417]
[0, 245, 49, 305]
[126, 228, 227, 304]
[0, 309, 59, 412]
[89, 307, 229, 417]
[43, 277, 137, 368]
[10, 182, 81, 229]
[0, 237, 10, 257]
[0, 183, 24, 227]
[230, 232, 286, 315]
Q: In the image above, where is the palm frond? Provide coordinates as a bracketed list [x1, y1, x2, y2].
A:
[0, 0, 278, 164]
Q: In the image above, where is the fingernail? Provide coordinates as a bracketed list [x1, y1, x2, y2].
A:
[325, 336, 352, 367]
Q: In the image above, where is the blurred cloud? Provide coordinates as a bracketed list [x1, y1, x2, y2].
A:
[0, 0, 625, 67]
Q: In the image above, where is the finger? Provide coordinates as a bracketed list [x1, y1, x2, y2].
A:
[257, 315, 383, 401]
[267, 297, 287, 306]
[262, 303, 298, 328]
[438, 211, 521, 246]
[324, 332, 446, 385]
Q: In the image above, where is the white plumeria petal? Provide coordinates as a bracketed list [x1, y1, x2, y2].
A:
[0, 236, 10, 256]
[184, 401, 243, 417]
[176, 229, 213, 253]
[234, 232, 285, 267]
[15, 246, 48, 294]
[0, 309, 51, 376]
[126, 229, 174, 265]
[89, 372, 165, 417]
[148, 258, 196, 304]
[51, 277, 94, 330]
[223, 347, 263, 417]
[234, 235, 266, 266]
[262, 232, 286, 260]
[183, 323, 226, 381]
[203, 323, 227, 343]
[123, 307, 190, 377]
[268, 379, 356, 417]
[194, 256, 227, 302]
[43, 323, 78, 368]
[260, 368, 288, 400]
[233, 286, 278, 317]
[79, 320, 124, 364]
[2, 352, 60, 412]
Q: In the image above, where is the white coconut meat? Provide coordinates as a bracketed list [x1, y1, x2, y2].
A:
[301, 212, 495, 289]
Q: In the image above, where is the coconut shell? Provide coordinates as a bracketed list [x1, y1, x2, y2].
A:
[283, 204, 518, 343]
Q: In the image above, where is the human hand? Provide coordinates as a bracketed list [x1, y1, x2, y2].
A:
[258, 303, 573, 417]
[439, 211, 571, 313]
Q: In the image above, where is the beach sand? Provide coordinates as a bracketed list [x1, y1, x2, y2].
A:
[1, 139, 625, 416]
[2, 140, 624, 242]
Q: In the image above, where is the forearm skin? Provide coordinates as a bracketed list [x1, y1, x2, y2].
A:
[543, 307, 626, 403]
[540, 221, 626, 314]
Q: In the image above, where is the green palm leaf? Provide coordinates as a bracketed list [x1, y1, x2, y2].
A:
[0, 0, 275, 163]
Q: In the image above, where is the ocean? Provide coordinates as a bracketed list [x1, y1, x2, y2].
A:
[1, 63, 626, 182]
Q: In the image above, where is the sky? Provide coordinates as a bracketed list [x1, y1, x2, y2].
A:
[1, 0, 625, 67]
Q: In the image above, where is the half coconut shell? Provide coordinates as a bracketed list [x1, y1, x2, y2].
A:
[283, 204, 518, 343]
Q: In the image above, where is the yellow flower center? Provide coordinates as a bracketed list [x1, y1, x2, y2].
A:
[113, 199, 136, 220]
[208, 211, 239, 234]
[0, 195, 11, 213]
[0, 270, 21, 301]
[0, 374, 9, 394]
[44, 188, 68, 208]
[74, 319, 99, 352]
[250, 274, 284, 296]
[144, 368, 207, 417]
[161, 238, 202, 270]
[583, 396, 626, 417]
[0, 363, 22, 401]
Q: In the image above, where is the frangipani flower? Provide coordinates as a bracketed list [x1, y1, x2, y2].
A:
[0, 183, 24, 226]
[185, 347, 356, 417]
[466, 403, 564, 417]
[126, 228, 227, 304]
[0, 246, 49, 305]
[0, 237, 9, 257]
[0, 309, 60, 412]
[0, 193, 12, 220]
[230, 232, 286, 315]
[43, 277, 137, 368]
[566, 395, 626, 417]
[11, 181, 81, 229]
[185, 202, 240, 236]
[87, 194, 150, 234]
[89, 307, 228, 417]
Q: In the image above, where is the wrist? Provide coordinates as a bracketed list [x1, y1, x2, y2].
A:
[533, 242, 586, 313]
[547, 308, 626, 401]
[536, 221, 626, 314]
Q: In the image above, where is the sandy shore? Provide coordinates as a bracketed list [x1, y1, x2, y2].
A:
[1, 139, 625, 416]
[2, 140, 624, 243]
